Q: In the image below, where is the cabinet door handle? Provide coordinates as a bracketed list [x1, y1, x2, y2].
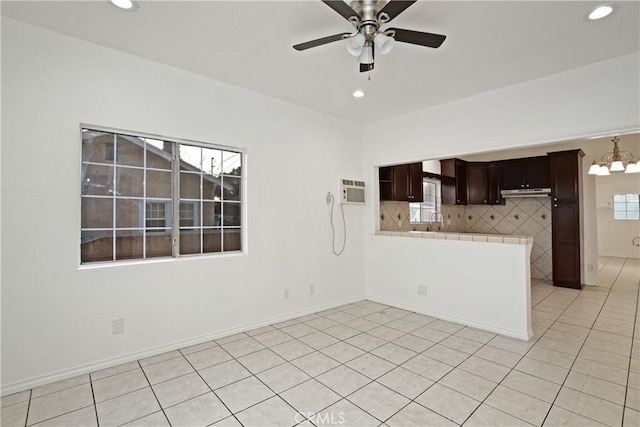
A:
[554, 204, 558, 207]
[520, 184, 524, 188]
[526, 184, 530, 188]
[553, 197, 557, 201]
[484, 200, 487, 204]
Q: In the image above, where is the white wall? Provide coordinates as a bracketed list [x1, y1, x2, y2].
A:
[362, 53, 639, 167]
[367, 236, 532, 340]
[363, 53, 639, 295]
[0, 18, 366, 393]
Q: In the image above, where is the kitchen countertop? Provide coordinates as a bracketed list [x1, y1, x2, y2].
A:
[375, 230, 533, 245]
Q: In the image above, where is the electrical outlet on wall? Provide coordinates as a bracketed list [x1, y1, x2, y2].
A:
[417, 285, 428, 296]
[309, 284, 315, 295]
[284, 289, 290, 299]
[112, 318, 124, 335]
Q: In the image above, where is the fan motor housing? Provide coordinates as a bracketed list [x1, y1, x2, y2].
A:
[350, 0, 386, 22]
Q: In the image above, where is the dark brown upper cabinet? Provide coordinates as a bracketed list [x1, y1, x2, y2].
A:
[501, 156, 550, 190]
[467, 163, 489, 205]
[440, 158, 467, 205]
[379, 166, 394, 201]
[487, 163, 502, 205]
[466, 162, 503, 205]
[378, 162, 423, 202]
[549, 152, 580, 202]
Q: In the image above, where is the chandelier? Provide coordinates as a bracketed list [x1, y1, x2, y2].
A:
[588, 136, 640, 175]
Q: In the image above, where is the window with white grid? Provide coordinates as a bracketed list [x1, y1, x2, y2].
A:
[613, 194, 639, 221]
[80, 128, 243, 264]
[409, 178, 442, 223]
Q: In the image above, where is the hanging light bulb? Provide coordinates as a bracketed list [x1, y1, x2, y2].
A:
[374, 32, 395, 55]
[345, 33, 365, 56]
[609, 160, 625, 172]
[358, 42, 374, 65]
[625, 161, 640, 174]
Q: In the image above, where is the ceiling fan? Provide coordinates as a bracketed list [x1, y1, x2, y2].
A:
[293, 0, 446, 72]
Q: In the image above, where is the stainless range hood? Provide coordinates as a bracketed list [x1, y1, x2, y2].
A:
[501, 188, 551, 198]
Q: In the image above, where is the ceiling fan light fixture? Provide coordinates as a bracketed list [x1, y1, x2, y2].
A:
[345, 33, 365, 56]
[588, 5, 613, 20]
[358, 42, 374, 65]
[374, 32, 395, 55]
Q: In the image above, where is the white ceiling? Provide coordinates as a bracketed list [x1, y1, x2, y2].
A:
[3, 1, 639, 124]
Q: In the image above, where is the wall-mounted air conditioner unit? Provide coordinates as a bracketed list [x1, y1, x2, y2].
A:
[340, 179, 365, 204]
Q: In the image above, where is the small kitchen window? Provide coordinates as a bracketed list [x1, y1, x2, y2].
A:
[409, 178, 442, 223]
[613, 193, 639, 220]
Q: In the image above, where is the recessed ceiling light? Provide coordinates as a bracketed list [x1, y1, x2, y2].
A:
[352, 90, 366, 98]
[110, 0, 137, 11]
[588, 5, 613, 20]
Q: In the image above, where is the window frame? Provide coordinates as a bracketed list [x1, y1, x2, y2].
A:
[612, 193, 639, 221]
[409, 178, 442, 224]
[79, 124, 246, 266]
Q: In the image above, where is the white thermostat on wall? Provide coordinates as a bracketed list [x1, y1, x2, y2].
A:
[340, 179, 366, 204]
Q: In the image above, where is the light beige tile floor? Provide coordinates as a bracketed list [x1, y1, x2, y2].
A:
[1, 257, 638, 426]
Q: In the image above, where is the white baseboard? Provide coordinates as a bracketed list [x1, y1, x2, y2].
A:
[365, 294, 532, 341]
[1, 295, 364, 396]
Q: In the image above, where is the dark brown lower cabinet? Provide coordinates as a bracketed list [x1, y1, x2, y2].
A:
[551, 202, 581, 288]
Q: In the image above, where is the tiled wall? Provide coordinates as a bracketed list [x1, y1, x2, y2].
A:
[466, 198, 552, 280]
[379, 201, 466, 233]
[379, 198, 552, 281]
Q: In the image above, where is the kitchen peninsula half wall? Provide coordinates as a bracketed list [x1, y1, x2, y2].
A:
[380, 197, 552, 280]
[367, 231, 533, 340]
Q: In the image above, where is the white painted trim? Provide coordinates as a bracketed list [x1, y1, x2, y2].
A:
[365, 295, 533, 341]
[1, 295, 363, 396]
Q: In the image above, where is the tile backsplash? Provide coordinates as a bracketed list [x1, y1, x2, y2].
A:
[466, 198, 552, 281]
[380, 201, 466, 233]
[379, 197, 552, 281]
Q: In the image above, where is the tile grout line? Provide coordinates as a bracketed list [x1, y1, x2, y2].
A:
[135, 359, 172, 427]
[22, 389, 32, 427]
[24, 382, 96, 426]
[89, 376, 100, 427]
[176, 347, 246, 427]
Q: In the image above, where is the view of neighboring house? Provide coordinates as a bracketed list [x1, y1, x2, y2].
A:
[80, 130, 242, 262]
